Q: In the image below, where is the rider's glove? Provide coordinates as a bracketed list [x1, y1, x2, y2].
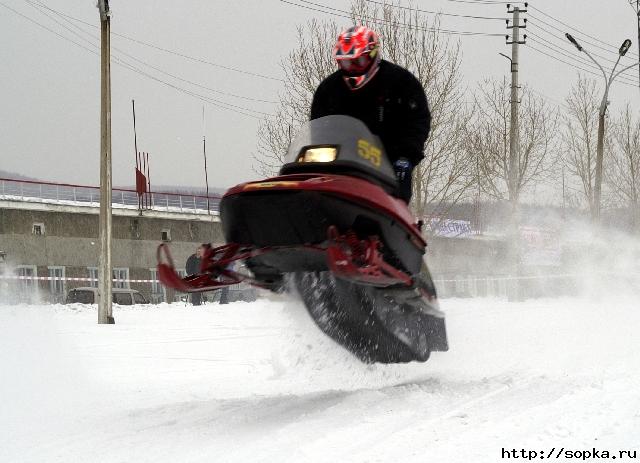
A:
[393, 158, 412, 181]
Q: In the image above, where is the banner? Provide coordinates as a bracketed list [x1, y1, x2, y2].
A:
[428, 219, 476, 238]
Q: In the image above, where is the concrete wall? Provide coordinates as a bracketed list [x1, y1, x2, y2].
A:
[0, 200, 222, 303]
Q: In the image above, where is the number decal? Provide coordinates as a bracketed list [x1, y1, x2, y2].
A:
[357, 139, 382, 167]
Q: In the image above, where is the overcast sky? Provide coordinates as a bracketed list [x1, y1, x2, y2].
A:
[1, 0, 640, 191]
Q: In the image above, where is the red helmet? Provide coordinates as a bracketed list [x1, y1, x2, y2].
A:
[333, 26, 381, 90]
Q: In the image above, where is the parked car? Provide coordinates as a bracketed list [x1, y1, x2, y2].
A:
[66, 287, 149, 305]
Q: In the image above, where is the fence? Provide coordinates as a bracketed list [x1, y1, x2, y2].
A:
[0, 273, 254, 305]
[0, 177, 221, 214]
[3, 271, 637, 304]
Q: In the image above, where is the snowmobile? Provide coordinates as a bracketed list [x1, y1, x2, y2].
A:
[157, 115, 448, 363]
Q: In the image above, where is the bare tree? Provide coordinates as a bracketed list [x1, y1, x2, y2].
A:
[606, 104, 640, 231]
[356, 2, 476, 220]
[254, 1, 474, 224]
[254, 19, 338, 176]
[465, 78, 559, 203]
[562, 75, 613, 216]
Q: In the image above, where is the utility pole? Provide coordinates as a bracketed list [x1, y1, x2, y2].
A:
[506, 5, 527, 204]
[505, 3, 527, 300]
[98, 0, 114, 324]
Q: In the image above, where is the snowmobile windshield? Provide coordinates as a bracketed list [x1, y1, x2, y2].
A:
[281, 115, 397, 192]
[285, 116, 385, 164]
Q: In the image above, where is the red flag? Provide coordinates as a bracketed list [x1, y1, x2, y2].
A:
[135, 168, 147, 195]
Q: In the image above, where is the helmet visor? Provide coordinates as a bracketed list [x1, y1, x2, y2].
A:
[337, 54, 373, 76]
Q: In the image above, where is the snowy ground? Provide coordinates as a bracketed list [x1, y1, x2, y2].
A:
[2, 290, 639, 462]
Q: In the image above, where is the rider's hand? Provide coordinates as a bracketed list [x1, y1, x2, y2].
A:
[393, 157, 412, 181]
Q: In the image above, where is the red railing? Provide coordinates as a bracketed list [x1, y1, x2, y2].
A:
[0, 177, 221, 214]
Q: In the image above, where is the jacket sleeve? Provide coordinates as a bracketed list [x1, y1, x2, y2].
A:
[386, 74, 431, 165]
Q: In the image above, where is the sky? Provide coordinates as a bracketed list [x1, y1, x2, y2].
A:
[1, 0, 640, 191]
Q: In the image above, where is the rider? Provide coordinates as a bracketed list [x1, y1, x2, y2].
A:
[310, 25, 431, 203]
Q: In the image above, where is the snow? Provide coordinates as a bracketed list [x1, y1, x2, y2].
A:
[1, 292, 639, 462]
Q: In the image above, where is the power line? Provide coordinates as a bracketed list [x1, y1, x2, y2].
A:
[114, 31, 284, 83]
[280, 0, 505, 37]
[527, 22, 629, 70]
[21, 1, 276, 116]
[0, 2, 275, 120]
[1, 2, 101, 58]
[443, 0, 523, 4]
[524, 19, 639, 84]
[522, 3, 640, 90]
[526, 39, 617, 82]
[364, 0, 508, 20]
[528, 4, 640, 60]
[527, 86, 571, 111]
[116, 49, 279, 105]
[113, 57, 274, 119]
[24, 0, 278, 105]
[526, 41, 639, 89]
[526, 29, 638, 85]
[528, 12, 638, 64]
[518, 8, 639, 83]
[23, 0, 285, 82]
[526, 41, 602, 79]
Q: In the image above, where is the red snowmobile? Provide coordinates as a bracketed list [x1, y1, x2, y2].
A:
[157, 115, 448, 363]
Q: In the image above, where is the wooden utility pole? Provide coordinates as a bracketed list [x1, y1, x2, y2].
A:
[507, 10, 519, 206]
[506, 5, 527, 300]
[98, 0, 114, 324]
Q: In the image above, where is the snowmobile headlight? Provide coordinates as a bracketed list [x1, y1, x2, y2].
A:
[298, 146, 338, 163]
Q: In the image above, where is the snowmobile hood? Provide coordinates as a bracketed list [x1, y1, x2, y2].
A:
[224, 173, 426, 247]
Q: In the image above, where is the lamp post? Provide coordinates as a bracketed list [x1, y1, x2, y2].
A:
[630, 0, 640, 88]
[566, 33, 638, 222]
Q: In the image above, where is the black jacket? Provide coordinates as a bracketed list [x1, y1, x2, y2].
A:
[310, 60, 431, 166]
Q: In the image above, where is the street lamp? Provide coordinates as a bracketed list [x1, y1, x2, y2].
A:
[619, 39, 632, 56]
[565, 33, 639, 222]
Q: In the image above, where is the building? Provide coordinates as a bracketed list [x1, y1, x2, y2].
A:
[2, 178, 588, 304]
[0, 178, 222, 304]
